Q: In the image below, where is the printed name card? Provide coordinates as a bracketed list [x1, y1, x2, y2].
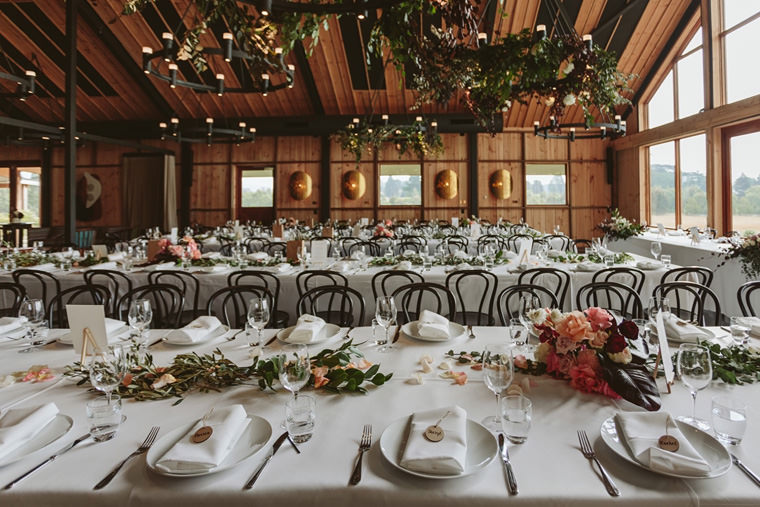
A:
[655, 312, 674, 386]
[657, 223, 666, 236]
[311, 240, 329, 263]
[66, 305, 108, 357]
[451, 217, 459, 227]
[92, 244, 108, 260]
[516, 238, 531, 265]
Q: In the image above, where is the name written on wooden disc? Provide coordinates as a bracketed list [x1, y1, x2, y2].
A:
[192, 426, 213, 443]
[658, 434, 679, 452]
[424, 425, 444, 442]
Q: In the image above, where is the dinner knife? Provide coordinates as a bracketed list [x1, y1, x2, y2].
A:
[391, 325, 401, 344]
[732, 454, 760, 488]
[243, 431, 290, 489]
[498, 434, 518, 495]
[3, 432, 90, 490]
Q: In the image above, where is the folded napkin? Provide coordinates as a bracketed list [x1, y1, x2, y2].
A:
[416, 310, 450, 340]
[164, 316, 223, 345]
[248, 252, 268, 261]
[663, 315, 711, 343]
[199, 265, 227, 273]
[272, 263, 292, 273]
[107, 252, 125, 262]
[503, 251, 517, 260]
[156, 405, 250, 474]
[400, 405, 467, 475]
[615, 412, 710, 475]
[288, 314, 326, 343]
[0, 403, 59, 460]
[203, 237, 220, 245]
[141, 262, 176, 271]
[0, 316, 25, 336]
[397, 260, 413, 271]
[576, 261, 603, 272]
[668, 230, 687, 237]
[636, 260, 663, 270]
[202, 252, 221, 259]
[737, 317, 760, 337]
[60, 318, 128, 344]
[89, 261, 117, 271]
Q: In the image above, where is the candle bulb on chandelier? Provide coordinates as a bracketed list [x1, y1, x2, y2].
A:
[536, 24, 547, 39]
[216, 74, 225, 96]
[478, 32, 488, 45]
[142, 47, 153, 74]
[168, 63, 178, 88]
[381, 114, 389, 125]
[533, 120, 540, 136]
[582, 34, 592, 50]
[223, 33, 233, 62]
[161, 32, 173, 61]
[261, 73, 270, 96]
[569, 127, 576, 141]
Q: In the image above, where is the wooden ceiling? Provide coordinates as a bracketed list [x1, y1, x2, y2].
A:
[0, 0, 697, 131]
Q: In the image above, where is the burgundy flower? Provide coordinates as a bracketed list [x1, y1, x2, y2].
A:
[605, 333, 627, 354]
[618, 320, 638, 341]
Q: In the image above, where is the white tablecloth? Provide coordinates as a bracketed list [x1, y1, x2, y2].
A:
[0, 326, 758, 506]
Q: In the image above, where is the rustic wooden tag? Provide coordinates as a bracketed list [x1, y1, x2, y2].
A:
[192, 426, 213, 443]
[424, 425, 444, 442]
[658, 434, 679, 452]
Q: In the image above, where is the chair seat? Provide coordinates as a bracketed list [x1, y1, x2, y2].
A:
[268, 309, 290, 329]
[453, 311, 495, 326]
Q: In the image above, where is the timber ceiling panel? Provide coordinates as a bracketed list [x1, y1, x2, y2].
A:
[0, 0, 695, 131]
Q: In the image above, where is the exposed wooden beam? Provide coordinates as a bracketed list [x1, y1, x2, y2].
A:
[592, 0, 649, 39]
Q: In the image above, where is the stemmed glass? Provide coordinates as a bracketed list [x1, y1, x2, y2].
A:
[518, 295, 540, 338]
[89, 344, 128, 405]
[278, 344, 310, 400]
[648, 296, 670, 327]
[509, 318, 527, 350]
[676, 343, 712, 431]
[18, 299, 45, 353]
[481, 343, 514, 432]
[128, 299, 152, 348]
[650, 241, 662, 261]
[375, 296, 397, 352]
[247, 297, 270, 346]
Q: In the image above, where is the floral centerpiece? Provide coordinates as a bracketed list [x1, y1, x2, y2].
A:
[373, 220, 395, 239]
[151, 236, 201, 264]
[527, 307, 660, 411]
[460, 215, 479, 227]
[721, 233, 760, 279]
[597, 208, 646, 241]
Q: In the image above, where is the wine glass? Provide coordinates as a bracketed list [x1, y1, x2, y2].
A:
[18, 299, 45, 353]
[518, 295, 540, 336]
[481, 343, 514, 432]
[509, 318, 527, 349]
[278, 344, 310, 400]
[676, 343, 712, 431]
[375, 296, 397, 352]
[648, 296, 670, 329]
[89, 344, 128, 405]
[247, 297, 270, 346]
[127, 299, 152, 347]
[650, 241, 662, 261]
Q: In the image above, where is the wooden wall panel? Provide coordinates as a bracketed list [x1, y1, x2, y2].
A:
[191, 165, 230, 215]
[478, 133, 522, 161]
[570, 161, 611, 207]
[230, 138, 277, 164]
[524, 135, 568, 161]
[329, 138, 374, 163]
[570, 140, 608, 161]
[571, 208, 610, 241]
[277, 137, 320, 162]
[433, 134, 469, 161]
[614, 147, 643, 222]
[378, 142, 421, 163]
[526, 208, 570, 235]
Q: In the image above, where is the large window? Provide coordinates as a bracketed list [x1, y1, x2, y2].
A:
[379, 164, 421, 206]
[0, 165, 41, 226]
[722, 2, 760, 103]
[648, 134, 707, 229]
[525, 164, 567, 205]
[729, 130, 760, 234]
[646, 29, 704, 128]
[240, 167, 274, 207]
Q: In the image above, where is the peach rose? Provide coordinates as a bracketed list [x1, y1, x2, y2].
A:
[588, 330, 609, 349]
[555, 311, 592, 343]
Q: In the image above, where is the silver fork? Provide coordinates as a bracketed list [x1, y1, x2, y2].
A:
[577, 430, 620, 497]
[349, 424, 372, 485]
[94, 426, 160, 490]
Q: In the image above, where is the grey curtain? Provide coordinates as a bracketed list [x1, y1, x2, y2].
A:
[122, 154, 165, 235]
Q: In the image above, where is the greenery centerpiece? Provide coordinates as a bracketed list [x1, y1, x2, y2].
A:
[721, 233, 760, 280]
[597, 208, 646, 241]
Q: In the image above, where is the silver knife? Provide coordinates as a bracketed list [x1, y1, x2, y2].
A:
[3, 432, 90, 489]
[499, 433, 518, 495]
[732, 454, 760, 488]
[243, 431, 291, 490]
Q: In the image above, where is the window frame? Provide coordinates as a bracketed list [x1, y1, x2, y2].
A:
[0, 162, 43, 226]
[720, 118, 760, 234]
[524, 162, 569, 207]
[718, 5, 760, 105]
[377, 163, 423, 208]
[238, 166, 275, 209]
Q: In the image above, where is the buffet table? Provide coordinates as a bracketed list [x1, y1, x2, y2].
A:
[0, 326, 758, 507]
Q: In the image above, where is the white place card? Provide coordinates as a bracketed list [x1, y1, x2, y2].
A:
[66, 305, 108, 356]
[470, 222, 481, 237]
[352, 224, 362, 237]
[451, 217, 459, 227]
[170, 227, 179, 243]
[516, 238, 531, 265]
[655, 313, 674, 386]
[657, 223, 666, 236]
[689, 227, 700, 244]
[91, 244, 108, 260]
[361, 217, 369, 226]
[311, 240, 329, 263]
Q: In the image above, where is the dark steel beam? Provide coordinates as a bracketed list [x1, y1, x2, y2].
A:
[64, 0, 78, 245]
[468, 132, 478, 217]
[592, 0, 649, 40]
[319, 135, 330, 222]
[293, 41, 325, 115]
[41, 146, 52, 227]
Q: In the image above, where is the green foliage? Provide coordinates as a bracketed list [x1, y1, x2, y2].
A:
[703, 341, 760, 385]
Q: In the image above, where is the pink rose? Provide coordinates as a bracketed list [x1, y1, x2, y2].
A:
[586, 307, 613, 331]
[576, 348, 601, 371]
[555, 336, 579, 355]
[555, 311, 592, 343]
[545, 349, 575, 378]
[169, 245, 184, 257]
[157, 238, 170, 249]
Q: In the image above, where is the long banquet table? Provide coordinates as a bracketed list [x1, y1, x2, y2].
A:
[0, 326, 758, 506]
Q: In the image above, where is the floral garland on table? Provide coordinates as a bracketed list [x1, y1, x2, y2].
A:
[719, 233, 760, 280]
[63, 341, 392, 404]
[368, 251, 510, 267]
[549, 251, 634, 264]
[1, 365, 56, 387]
[597, 209, 646, 241]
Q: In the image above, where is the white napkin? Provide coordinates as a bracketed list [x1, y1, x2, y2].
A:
[59, 318, 128, 345]
[576, 261, 603, 272]
[288, 314, 326, 343]
[332, 260, 356, 273]
[31, 263, 57, 272]
[546, 249, 564, 259]
[663, 315, 711, 342]
[165, 316, 224, 345]
[107, 252, 125, 261]
[397, 260, 413, 271]
[89, 261, 117, 271]
[400, 405, 467, 475]
[0, 317, 25, 336]
[248, 252, 268, 261]
[503, 251, 517, 260]
[270, 263, 292, 273]
[156, 405, 250, 474]
[453, 250, 469, 259]
[0, 403, 59, 460]
[737, 317, 760, 337]
[636, 260, 663, 270]
[202, 252, 221, 259]
[416, 310, 450, 340]
[615, 412, 710, 475]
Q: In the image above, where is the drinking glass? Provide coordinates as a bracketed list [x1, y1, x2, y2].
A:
[501, 394, 532, 443]
[729, 316, 750, 346]
[676, 343, 712, 431]
[661, 254, 671, 267]
[711, 396, 747, 445]
[375, 296, 397, 352]
[18, 299, 45, 352]
[518, 295, 540, 336]
[422, 255, 433, 271]
[481, 344, 514, 432]
[89, 344, 128, 405]
[286, 395, 316, 443]
[650, 241, 662, 261]
[247, 297, 270, 345]
[604, 254, 615, 267]
[87, 395, 122, 442]
[127, 299, 152, 346]
[278, 344, 310, 400]
[509, 318, 526, 348]
[632, 318, 649, 344]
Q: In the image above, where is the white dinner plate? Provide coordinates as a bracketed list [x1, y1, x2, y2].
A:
[600, 416, 731, 479]
[146, 413, 272, 478]
[276, 323, 341, 345]
[379, 417, 498, 479]
[55, 326, 131, 346]
[401, 321, 466, 342]
[0, 414, 73, 467]
[163, 325, 229, 346]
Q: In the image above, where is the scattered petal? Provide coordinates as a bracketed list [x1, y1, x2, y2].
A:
[151, 373, 177, 390]
[437, 360, 452, 370]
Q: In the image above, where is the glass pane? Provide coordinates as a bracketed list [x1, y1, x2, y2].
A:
[683, 28, 702, 53]
[725, 18, 760, 103]
[730, 130, 760, 234]
[649, 142, 676, 228]
[525, 164, 566, 205]
[17, 168, 40, 227]
[677, 50, 704, 118]
[0, 167, 9, 225]
[379, 164, 421, 206]
[723, 0, 760, 30]
[241, 168, 273, 208]
[678, 134, 707, 229]
[647, 71, 674, 129]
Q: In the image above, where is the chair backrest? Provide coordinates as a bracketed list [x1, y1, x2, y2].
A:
[219, 242, 235, 257]
[265, 241, 287, 256]
[543, 234, 572, 251]
[396, 237, 425, 254]
[12, 269, 61, 309]
[391, 282, 456, 324]
[296, 270, 348, 297]
[517, 267, 571, 310]
[573, 238, 591, 253]
[660, 266, 714, 287]
[476, 234, 507, 255]
[0, 282, 26, 317]
[74, 230, 95, 248]
[339, 237, 361, 257]
[652, 281, 722, 326]
[244, 237, 270, 253]
[738, 281, 760, 317]
[117, 284, 185, 329]
[371, 270, 424, 301]
[228, 270, 282, 314]
[82, 269, 133, 316]
[592, 267, 646, 294]
[496, 284, 559, 324]
[347, 240, 381, 257]
[576, 281, 644, 319]
[297, 286, 365, 327]
[148, 270, 201, 320]
[369, 236, 393, 254]
[47, 283, 111, 328]
[505, 234, 534, 254]
[206, 285, 274, 328]
[445, 269, 498, 325]
[443, 235, 469, 254]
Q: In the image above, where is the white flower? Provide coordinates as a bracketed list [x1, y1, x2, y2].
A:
[563, 62, 575, 75]
[608, 349, 632, 365]
[0, 374, 16, 387]
[549, 308, 564, 322]
[535, 342, 551, 363]
[421, 360, 434, 374]
[407, 373, 424, 385]
[563, 94, 576, 106]
[528, 308, 547, 325]
[151, 373, 177, 390]
[544, 97, 556, 107]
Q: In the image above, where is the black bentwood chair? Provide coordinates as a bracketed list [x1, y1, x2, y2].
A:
[391, 282, 456, 325]
[228, 270, 288, 327]
[496, 284, 559, 324]
[47, 284, 111, 328]
[445, 269, 498, 326]
[297, 286, 365, 327]
[0, 282, 26, 317]
[576, 281, 644, 320]
[652, 281, 722, 326]
[117, 284, 185, 329]
[206, 285, 275, 329]
[738, 280, 760, 317]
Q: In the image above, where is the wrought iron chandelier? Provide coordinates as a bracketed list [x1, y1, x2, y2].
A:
[159, 117, 256, 146]
[1, 47, 36, 100]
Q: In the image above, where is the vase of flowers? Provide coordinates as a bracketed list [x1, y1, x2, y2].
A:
[722, 233, 760, 280]
[597, 209, 645, 241]
[151, 236, 201, 264]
